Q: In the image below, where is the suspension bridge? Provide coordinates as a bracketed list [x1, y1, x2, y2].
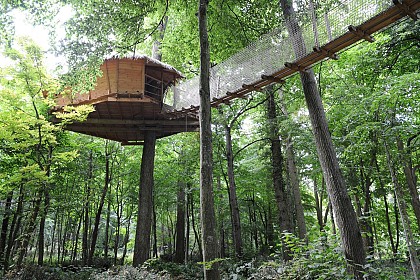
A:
[53, 0, 419, 145]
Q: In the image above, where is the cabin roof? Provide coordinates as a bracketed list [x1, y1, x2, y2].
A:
[106, 53, 184, 78]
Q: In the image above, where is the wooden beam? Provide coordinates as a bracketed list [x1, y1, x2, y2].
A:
[107, 96, 158, 104]
[284, 62, 307, 72]
[261, 75, 286, 84]
[74, 118, 199, 126]
[66, 125, 199, 133]
[242, 83, 262, 92]
[348, 25, 375, 43]
[313, 46, 339, 60]
[393, 0, 418, 21]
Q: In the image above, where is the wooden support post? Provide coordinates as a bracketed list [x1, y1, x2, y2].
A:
[261, 75, 286, 84]
[393, 0, 418, 21]
[313, 46, 339, 60]
[284, 62, 307, 72]
[348, 25, 375, 43]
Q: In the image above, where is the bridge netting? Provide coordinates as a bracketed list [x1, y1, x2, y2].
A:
[163, 0, 393, 111]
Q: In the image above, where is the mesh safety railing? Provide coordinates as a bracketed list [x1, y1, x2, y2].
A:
[163, 0, 395, 111]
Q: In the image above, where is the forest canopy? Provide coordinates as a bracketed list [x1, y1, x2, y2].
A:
[0, 0, 419, 279]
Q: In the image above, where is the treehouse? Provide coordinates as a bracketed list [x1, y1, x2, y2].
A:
[51, 55, 199, 145]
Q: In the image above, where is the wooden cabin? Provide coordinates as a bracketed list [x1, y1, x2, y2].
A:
[52, 55, 199, 145]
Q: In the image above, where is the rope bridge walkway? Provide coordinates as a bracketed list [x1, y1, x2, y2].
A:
[164, 0, 419, 117]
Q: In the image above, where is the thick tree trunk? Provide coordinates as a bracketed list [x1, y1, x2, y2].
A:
[88, 146, 111, 265]
[133, 131, 156, 266]
[224, 125, 243, 258]
[174, 182, 186, 263]
[278, 0, 366, 277]
[302, 66, 366, 278]
[198, 0, 220, 278]
[267, 89, 293, 261]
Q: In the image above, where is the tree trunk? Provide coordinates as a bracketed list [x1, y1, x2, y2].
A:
[72, 211, 83, 263]
[88, 145, 111, 265]
[82, 151, 93, 266]
[251, 193, 259, 251]
[278, 0, 366, 277]
[152, 194, 158, 259]
[279, 90, 306, 240]
[113, 206, 121, 265]
[0, 192, 13, 269]
[385, 142, 420, 279]
[266, 204, 275, 252]
[396, 137, 420, 231]
[174, 181, 186, 263]
[359, 160, 374, 256]
[37, 189, 50, 266]
[384, 195, 396, 256]
[37, 145, 53, 266]
[266, 88, 293, 261]
[5, 185, 24, 269]
[121, 211, 132, 265]
[216, 176, 225, 258]
[224, 125, 243, 258]
[185, 189, 191, 262]
[104, 181, 111, 259]
[314, 178, 324, 231]
[151, 16, 168, 61]
[133, 131, 156, 266]
[16, 191, 42, 267]
[373, 148, 397, 257]
[198, 0, 220, 278]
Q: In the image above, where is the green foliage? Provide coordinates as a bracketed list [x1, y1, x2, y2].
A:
[91, 266, 172, 280]
[143, 259, 202, 280]
[4, 264, 94, 280]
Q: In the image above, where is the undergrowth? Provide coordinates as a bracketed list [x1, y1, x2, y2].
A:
[1, 237, 414, 280]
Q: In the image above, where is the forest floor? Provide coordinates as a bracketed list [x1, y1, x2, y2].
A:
[1, 256, 415, 280]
